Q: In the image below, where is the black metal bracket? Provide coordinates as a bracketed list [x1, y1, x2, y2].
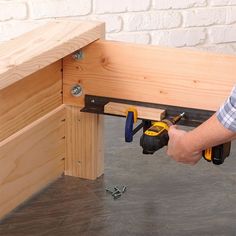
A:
[80, 95, 215, 127]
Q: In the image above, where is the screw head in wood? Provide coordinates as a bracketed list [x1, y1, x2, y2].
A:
[72, 50, 83, 60]
[71, 84, 82, 97]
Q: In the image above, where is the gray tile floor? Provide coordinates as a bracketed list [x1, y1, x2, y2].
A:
[1, 116, 236, 235]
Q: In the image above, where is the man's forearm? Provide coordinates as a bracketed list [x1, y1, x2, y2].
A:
[185, 113, 235, 153]
[167, 85, 236, 164]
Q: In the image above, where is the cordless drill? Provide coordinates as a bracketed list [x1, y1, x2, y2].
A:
[140, 113, 231, 165]
[140, 113, 184, 155]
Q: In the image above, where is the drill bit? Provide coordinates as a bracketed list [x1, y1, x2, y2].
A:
[171, 112, 185, 124]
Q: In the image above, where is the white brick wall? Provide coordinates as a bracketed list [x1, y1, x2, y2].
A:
[1, 0, 236, 54]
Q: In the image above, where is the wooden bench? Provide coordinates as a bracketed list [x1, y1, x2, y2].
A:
[0, 20, 235, 219]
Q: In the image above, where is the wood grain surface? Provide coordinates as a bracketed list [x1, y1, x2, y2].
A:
[104, 102, 165, 121]
[0, 20, 105, 219]
[0, 106, 65, 219]
[0, 20, 104, 90]
[63, 40, 236, 111]
[0, 60, 62, 142]
[65, 106, 104, 180]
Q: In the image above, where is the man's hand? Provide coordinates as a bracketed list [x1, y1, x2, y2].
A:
[167, 126, 202, 165]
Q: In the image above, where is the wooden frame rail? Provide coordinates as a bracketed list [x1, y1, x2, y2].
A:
[63, 39, 235, 111]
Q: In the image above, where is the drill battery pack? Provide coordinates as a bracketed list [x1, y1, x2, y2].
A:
[202, 142, 231, 165]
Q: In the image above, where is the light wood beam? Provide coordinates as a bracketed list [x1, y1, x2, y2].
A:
[0, 60, 62, 142]
[63, 40, 236, 111]
[65, 106, 104, 180]
[0, 20, 105, 90]
[0, 106, 65, 219]
[104, 102, 166, 121]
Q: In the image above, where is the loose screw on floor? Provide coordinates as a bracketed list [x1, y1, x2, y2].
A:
[105, 185, 127, 200]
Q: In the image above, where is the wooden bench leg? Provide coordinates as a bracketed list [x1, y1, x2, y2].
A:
[65, 105, 104, 180]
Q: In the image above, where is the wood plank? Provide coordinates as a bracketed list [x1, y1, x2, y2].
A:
[64, 22, 105, 180]
[0, 106, 65, 219]
[65, 106, 104, 180]
[63, 40, 236, 111]
[0, 60, 62, 142]
[104, 102, 165, 121]
[0, 20, 104, 90]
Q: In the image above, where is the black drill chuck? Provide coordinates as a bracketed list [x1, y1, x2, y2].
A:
[140, 113, 185, 155]
[140, 130, 169, 154]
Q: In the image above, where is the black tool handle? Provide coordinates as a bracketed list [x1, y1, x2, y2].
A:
[140, 130, 169, 154]
[203, 142, 231, 165]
